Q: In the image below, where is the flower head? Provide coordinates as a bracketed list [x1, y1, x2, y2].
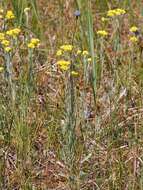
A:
[107, 10, 116, 17]
[74, 10, 80, 18]
[31, 38, 40, 45]
[57, 60, 71, 66]
[130, 26, 138, 33]
[28, 43, 35, 49]
[129, 36, 138, 43]
[115, 8, 126, 16]
[60, 44, 73, 51]
[6, 28, 21, 38]
[56, 49, 63, 56]
[5, 10, 15, 19]
[107, 8, 126, 17]
[28, 38, 40, 49]
[60, 65, 69, 71]
[97, 30, 108, 37]
[1, 40, 10, 46]
[5, 47, 12, 52]
[57, 60, 71, 71]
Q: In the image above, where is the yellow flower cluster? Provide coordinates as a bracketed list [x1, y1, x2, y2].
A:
[130, 26, 138, 33]
[107, 8, 126, 17]
[60, 44, 73, 51]
[1, 39, 11, 52]
[0, 9, 15, 20]
[6, 28, 21, 37]
[0, 31, 12, 52]
[56, 44, 73, 56]
[129, 36, 138, 43]
[56, 45, 90, 74]
[5, 10, 15, 19]
[57, 60, 71, 71]
[28, 38, 40, 49]
[0, 8, 42, 54]
[1, 39, 10, 46]
[97, 30, 108, 37]
[5, 47, 12, 52]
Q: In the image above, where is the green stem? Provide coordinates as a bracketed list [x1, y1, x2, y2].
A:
[5, 53, 15, 105]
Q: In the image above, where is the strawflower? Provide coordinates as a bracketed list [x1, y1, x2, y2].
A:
[57, 60, 71, 67]
[129, 36, 138, 43]
[6, 28, 21, 37]
[60, 65, 69, 71]
[130, 26, 138, 33]
[60, 44, 73, 51]
[31, 38, 40, 45]
[28, 38, 40, 49]
[1, 40, 10, 46]
[57, 60, 71, 71]
[107, 8, 126, 17]
[5, 10, 15, 19]
[28, 43, 35, 49]
[97, 30, 108, 36]
[5, 47, 12, 52]
[56, 49, 63, 56]
[115, 8, 126, 16]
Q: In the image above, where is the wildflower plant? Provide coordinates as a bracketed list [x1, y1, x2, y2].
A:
[56, 42, 93, 188]
[106, 8, 126, 58]
[0, 7, 40, 187]
[0, 9, 40, 103]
